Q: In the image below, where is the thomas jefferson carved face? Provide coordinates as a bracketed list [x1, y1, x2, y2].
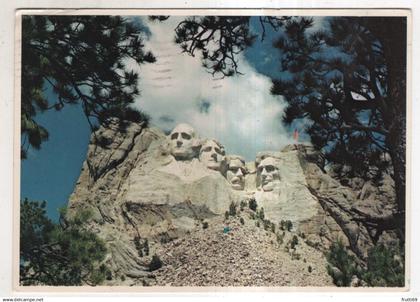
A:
[199, 139, 226, 171]
[226, 156, 246, 190]
[169, 123, 197, 160]
[258, 157, 280, 192]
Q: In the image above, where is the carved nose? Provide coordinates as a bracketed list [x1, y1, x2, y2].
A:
[236, 169, 243, 176]
[261, 168, 268, 176]
[176, 140, 182, 147]
[211, 153, 218, 161]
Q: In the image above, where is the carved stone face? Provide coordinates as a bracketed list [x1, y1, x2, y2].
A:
[226, 158, 246, 190]
[199, 139, 225, 171]
[169, 123, 197, 160]
[258, 157, 280, 192]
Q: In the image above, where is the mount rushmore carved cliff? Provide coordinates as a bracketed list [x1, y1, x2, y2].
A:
[67, 118, 398, 286]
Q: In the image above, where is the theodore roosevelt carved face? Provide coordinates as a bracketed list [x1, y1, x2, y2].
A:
[226, 155, 246, 190]
[257, 157, 280, 192]
[199, 139, 226, 172]
[169, 123, 199, 160]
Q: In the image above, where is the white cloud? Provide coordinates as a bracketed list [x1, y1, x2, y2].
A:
[131, 17, 300, 161]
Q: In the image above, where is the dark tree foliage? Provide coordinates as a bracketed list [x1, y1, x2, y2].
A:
[148, 16, 170, 22]
[271, 17, 406, 238]
[326, 240, 359, 286]
[229, 201, 237, 216]
[272, 18, 394, 174]
[149, 255, 163, 271]
[21, 15, 155, 158]
[326, 240, 404, 287]
[20, 199, 109, 286]
[361, 244, 404, 287]
[174, 16, 290, 76]
[248, 197, 257, 211]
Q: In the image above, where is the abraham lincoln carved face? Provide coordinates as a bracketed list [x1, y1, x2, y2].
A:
[258, 157, 280, 192]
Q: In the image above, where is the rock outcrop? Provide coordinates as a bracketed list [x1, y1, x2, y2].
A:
[67, 119, 398, 285]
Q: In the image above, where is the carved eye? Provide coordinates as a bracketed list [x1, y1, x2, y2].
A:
[181, 132, 191, 140]
[202, 146, 212, 152]
[214, 148, 225, 155]
[266, 165, 275, 173]
[171, 133, 179, 140]
[230, 167, 239, 173]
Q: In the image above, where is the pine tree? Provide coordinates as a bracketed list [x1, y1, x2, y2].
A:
[229, 201, 237, 216]
[174, 16, 290, 76]
[362, 244, 404, 286]
[248, 198, 258, 211]
[21, 15, 155, 158]
[326, 240, 358, 287]
[20, 199, 109, 285]
[271, 17, 406, 240]
[149, 255, 163, 271]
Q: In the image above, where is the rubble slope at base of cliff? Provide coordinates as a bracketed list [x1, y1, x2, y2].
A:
[146, 208, 334, 287]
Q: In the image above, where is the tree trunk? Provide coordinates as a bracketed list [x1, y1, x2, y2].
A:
[365, 17, 407, 243]
[387, 109, 406, 241]
[385, 18, 407, 243]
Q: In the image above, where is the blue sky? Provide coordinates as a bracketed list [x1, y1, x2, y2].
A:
[21, 92, 91, 221]
[21, 16, 313, 221]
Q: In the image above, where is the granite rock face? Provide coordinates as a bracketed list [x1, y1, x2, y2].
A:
[67, 120, 398, 285]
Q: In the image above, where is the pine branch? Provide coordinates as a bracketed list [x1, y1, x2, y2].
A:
[341, 122, 388, 135]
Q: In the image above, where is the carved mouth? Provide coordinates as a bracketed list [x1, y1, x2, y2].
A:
[231, 177, 242, 184]
[231, 180, 244, 190]
[207, 159, 219, 165]
[262, 178, 272, 185]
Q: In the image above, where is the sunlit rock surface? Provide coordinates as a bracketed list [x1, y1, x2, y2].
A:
[67, 120, 397, 285]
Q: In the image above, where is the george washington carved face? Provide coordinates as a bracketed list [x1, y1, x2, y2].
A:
[169, 123, 199, 160]
[257, 157, 280, 192]
[199, 139, 226, 172]
[226, 156, 246, 190]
